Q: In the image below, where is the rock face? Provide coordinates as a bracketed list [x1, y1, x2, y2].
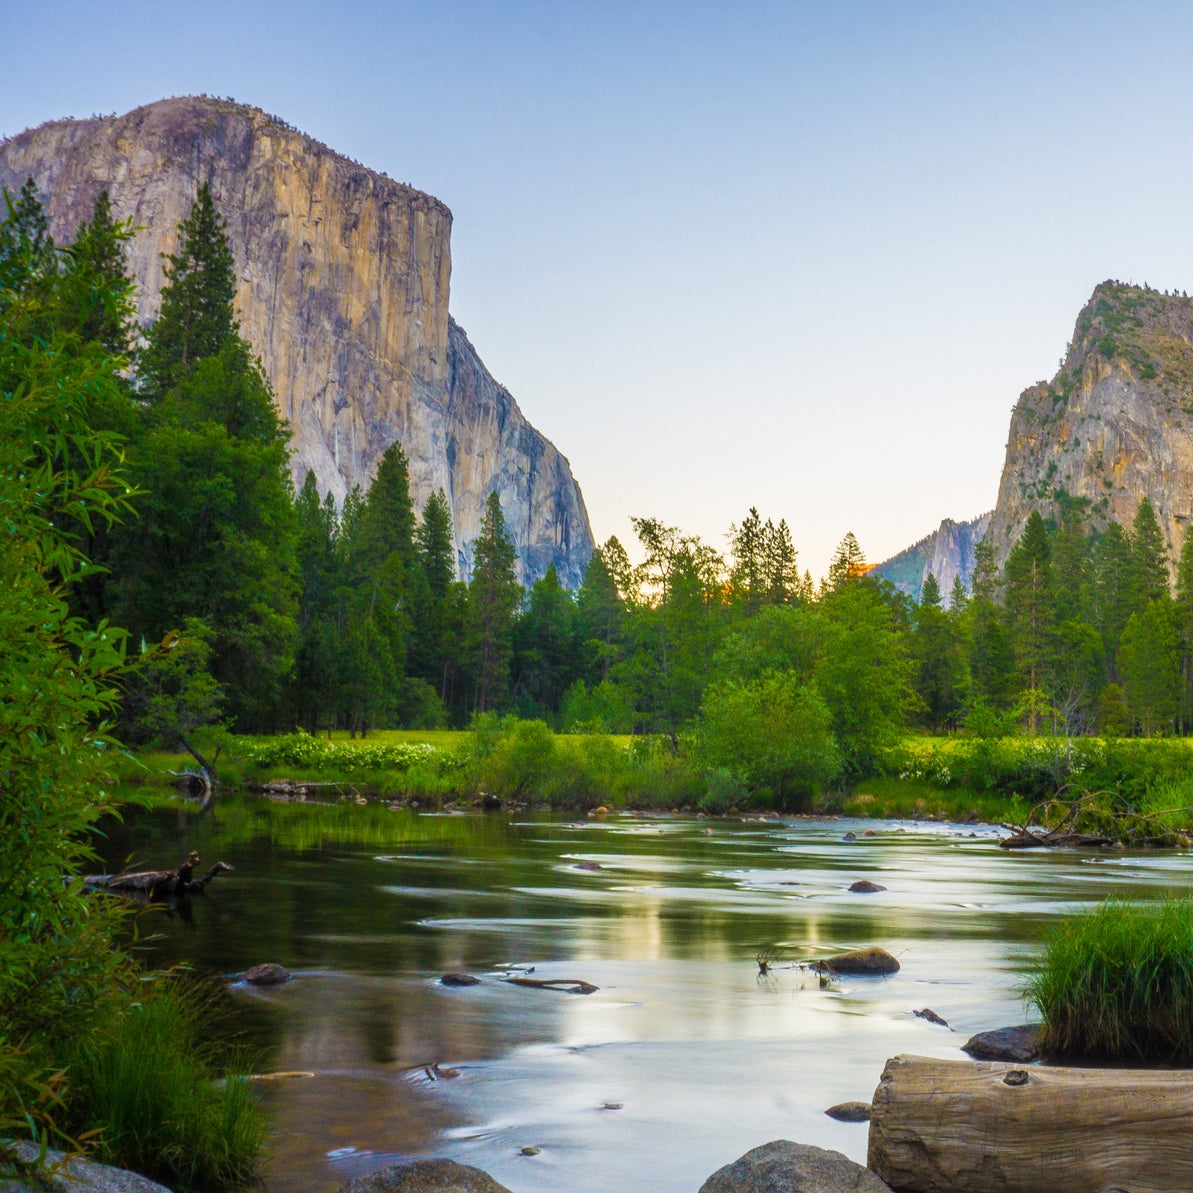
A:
[0, 97, 593, 586]
[983, 281, 1193, 576]
[873, 513, 991, 603]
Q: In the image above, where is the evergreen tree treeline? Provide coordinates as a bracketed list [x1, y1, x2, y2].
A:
[10, 174, 1193, 748]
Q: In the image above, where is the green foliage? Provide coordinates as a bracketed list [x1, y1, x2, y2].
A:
[468, 492, 521, 712]
[139, 182, 237, 397]
[242, 731, 445, 773]
[1028, 900, 1193, 1062]
[62, 976, 264, 1191]
[698, 671, 838, 803]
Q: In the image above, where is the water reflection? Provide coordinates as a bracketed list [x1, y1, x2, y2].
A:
[97, 796, 1193, 1193]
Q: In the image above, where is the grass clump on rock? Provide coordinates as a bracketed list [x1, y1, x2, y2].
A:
[1027, 898, 1193, 1062]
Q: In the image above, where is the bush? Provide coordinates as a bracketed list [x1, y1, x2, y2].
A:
[63, 976, 264, 1191]
[242, 731, 445, 773]
[1027, 899, 1193, 1062]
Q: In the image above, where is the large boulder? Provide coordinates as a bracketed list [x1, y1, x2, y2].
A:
[819, 948, 900, 976]
[961, 1024, 1041, 1062]
[697, 1140, 892, 1192]
[337, 1158, 512, 1193]
[0, 1143, 172, 1192]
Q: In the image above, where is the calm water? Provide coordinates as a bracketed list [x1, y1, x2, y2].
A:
[96, 796, 1193, 1192]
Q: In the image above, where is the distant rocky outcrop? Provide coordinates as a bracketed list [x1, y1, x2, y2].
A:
[873, 513, 991, 603]
[983, 280, 1193, 574]
[880, 280, 1193, 598]
[0, 97, 593, 586]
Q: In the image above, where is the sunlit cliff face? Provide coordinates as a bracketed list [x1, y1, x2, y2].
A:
[0, 96, 594, 586]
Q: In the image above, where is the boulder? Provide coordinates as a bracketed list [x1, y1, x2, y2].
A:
[0, 1143, 172, 1192]
[961, 1024, 1041, 1063]
[819, 948, 900, 976]
[697, 1140, 892, 1193]
[848, 880, 886, 893]
[440, 973, 481, 987]
[244, 963, 291, 986]
[825, 1101, 872, 1122]
[337, 1158, 512, 1193]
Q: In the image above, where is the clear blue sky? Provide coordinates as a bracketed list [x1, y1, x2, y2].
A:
[6, 1, 1193, 577]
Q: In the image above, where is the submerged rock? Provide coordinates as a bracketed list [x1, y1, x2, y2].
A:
[848, 880, 887, 893]
[819, 947, 900, 975]
[962, 1024, 1042, 1062]
[337, 1158, 512, 1193]
[697, 1140, 892, 1193]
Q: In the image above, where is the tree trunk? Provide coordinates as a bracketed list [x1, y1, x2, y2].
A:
[868, 1053, 1193, 1193]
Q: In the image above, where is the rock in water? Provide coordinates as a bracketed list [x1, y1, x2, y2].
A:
[440, 973, 481, 987]
[962, 1024, 1042, 1062]
[244, 963, 291, 986]
[819, 947, 901, 975]
[825, 1101, 873, 1122]
[697, 1140, 892, 1193]
[0, 97, 593, 587]
[848, 880, 887, 893]
[337, 1158, 512, 1193]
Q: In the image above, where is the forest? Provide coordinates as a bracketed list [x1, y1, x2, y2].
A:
[8, 178, 1193, 800]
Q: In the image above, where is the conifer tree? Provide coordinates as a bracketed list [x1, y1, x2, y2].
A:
[1092, 521, 1136, 675]
[1131, 498, 1170, 605]
[827, 531, 867, 591]
[1004, 512, 1055, 728]
[761, 517, 800, 605]
[64, 189, 135, 356]
[468, 491, 521, 712]
[139, 182, 237, 396]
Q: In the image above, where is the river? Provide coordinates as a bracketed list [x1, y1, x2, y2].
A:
[96, 796, 1193, 1192]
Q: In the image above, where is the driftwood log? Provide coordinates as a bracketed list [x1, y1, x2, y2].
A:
[868, 1053, 1193, 1193]
[84, 851, 233, 899]
[504, 977, 598, 995]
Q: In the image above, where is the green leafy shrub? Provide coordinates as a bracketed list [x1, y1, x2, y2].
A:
[1027, 900, 1193, 1062]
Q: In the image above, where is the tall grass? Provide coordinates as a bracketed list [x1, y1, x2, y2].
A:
[63, 976, 264, 1191]
[1027, 899, 1193, 1062]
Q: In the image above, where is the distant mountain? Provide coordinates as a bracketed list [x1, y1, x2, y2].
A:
[0, 97, 594, 585]
[873, 513, 991, 604]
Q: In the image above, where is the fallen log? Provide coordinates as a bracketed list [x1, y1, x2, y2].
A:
[84, 851, 233, 899]
[868, 1053, 1193, 1193]
[503, 977, 598, 995]
[999, 829, 1112, 850]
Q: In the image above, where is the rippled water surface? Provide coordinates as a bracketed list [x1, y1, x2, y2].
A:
[98, 797, 1193, 1192]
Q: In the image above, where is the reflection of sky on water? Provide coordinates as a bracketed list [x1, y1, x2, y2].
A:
[97, 801, 1193, 1193]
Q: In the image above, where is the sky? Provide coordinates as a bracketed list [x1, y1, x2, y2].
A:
[6, 1, 1193, 579]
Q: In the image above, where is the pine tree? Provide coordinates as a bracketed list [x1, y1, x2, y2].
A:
[468, 491, 521, 712]
[728, 507, 764, 613]
[1131, 497, 1170, 605]
[761, 517, 800, 605]
[63, 189, 135, 356]
[139, 182, 237, 396]
[1092, 521, 1135, 675]
[1004, 512, 1055, 729]
[110, 186, 298, 729]
[827, 532, 867, 591]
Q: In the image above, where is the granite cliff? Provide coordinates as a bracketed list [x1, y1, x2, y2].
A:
[879, 280, 1193, 598]
[982, 280, 1193, 574]
[0, 97, 593, 585]
[873, 513, 991, 603]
